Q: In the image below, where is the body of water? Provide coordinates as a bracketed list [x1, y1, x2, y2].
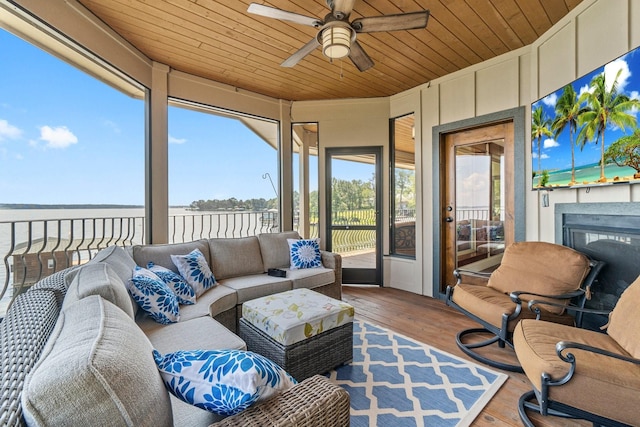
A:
[542, 163, 638, 187]
[0, 208, 209, 317]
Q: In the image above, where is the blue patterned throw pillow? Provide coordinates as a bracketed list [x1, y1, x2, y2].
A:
[147, 262, 196, 305]
[287, 238, 322, 270]
[153, 349, 297, 416]
[170, 249, 216, 297]
[128, 266, 180, 324]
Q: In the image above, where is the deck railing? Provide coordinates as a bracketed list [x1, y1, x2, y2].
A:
[0, 208, 409, 314]
[0, 211, 284, 313]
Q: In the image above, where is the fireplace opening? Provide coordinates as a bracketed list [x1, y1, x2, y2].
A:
[563, 213, 640, 331]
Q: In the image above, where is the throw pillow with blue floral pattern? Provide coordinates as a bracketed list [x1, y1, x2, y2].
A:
[170, 249, 216, 297]
[147, 262, 196, 305]
[287, 238, 323, 269]
[153, 349, 297, 416]
[128, 266, 180, 324]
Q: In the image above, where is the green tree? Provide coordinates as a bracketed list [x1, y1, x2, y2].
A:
[531, 105, 553, 186]
[395, 169, 415, 208]
[552, 84, 585, 185]
[578, 69, 640, 182]
[603, 129, 640, 178]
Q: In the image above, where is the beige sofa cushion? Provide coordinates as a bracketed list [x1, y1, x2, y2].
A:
[132, 240, 210, 274]
[287, 267, 335, 290]
[22, 295, 172, 427]
[487, 241, 590, 314]
[607, 274, 640, 358]
[89, 245, 137, 284]
[138, 315, 246, 354]
[208, 236, 264, 280]
[219, 274, 292, 304]
[63, 262, 135, 318]
[258, 231, 300, 270]
[177, 284, 238, 321]
[170, 394, 225, 427]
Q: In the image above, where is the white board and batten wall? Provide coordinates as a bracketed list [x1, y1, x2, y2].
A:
[294, 0, 640, 297]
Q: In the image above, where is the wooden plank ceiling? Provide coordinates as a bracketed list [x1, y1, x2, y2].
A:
[77, 0, 584, 102]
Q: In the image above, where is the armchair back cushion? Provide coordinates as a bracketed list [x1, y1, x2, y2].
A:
[487, 241, 590, 314]
[606, 275, 640, 358]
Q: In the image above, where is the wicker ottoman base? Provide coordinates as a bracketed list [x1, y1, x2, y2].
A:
[239, 318, 353, 381]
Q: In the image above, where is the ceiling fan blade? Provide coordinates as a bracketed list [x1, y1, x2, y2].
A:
[352, 10, 430, 33]
[349, 40, 374, 72]
[281, 37, 321, 67]
[331, 0, 356, 19]
[247, 3, 322, 28]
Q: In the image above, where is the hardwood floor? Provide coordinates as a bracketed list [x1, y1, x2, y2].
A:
[341, 285, 589, 427]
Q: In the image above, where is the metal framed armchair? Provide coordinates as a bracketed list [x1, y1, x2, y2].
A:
[445, 241, 604, 372]
[514, 274, 640, 426]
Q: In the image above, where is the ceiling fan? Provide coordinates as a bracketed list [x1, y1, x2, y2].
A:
[247, 0, 430, 72]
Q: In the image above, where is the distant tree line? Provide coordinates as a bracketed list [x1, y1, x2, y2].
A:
[189, 197, 277, 211]
[190, 177, 377, 213]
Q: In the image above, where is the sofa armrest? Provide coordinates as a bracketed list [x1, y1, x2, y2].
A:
[209, 375, 350, 427]
[321, 251, 342, 286]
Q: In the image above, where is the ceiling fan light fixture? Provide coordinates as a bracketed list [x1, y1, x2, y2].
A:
[321, 26, 351, 59]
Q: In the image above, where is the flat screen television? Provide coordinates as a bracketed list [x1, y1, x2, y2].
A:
[531, 45, 640, 189]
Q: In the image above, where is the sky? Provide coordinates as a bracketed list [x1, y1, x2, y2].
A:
[531, 46, 640, 174]
[0, 29, 302, 206]
[0, 27, 387, 207]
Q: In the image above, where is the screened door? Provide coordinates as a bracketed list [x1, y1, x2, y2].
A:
[326, 147, 382, 285]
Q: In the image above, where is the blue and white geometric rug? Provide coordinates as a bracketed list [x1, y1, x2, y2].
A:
[325, 320, 508, 427]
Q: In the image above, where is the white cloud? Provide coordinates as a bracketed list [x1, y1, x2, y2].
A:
[103, 119, 121, 134]
[604, 57, 631, 92]
[169, 135, 187, 144]
[543, 138, 560, 149]
[0, 119, 22, 141]
[578, 83, 592, 98]
[542, 93, 557, 107]
[39, 125, 78, 149]
[532, 152, 550, 160]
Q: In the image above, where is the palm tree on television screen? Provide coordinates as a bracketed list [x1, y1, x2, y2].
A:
[531, 105, 553, 186]
[578, 69, 639, 183]
[552, 84, 585, 186]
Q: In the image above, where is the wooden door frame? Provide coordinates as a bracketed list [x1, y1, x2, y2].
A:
[431, 107, 526, 298]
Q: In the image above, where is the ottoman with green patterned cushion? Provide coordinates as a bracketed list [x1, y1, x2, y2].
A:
[239, 288, 354, 381]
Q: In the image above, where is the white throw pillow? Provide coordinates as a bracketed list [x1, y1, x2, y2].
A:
[287, 238, 322, 269]
[171, 249, 216, 297]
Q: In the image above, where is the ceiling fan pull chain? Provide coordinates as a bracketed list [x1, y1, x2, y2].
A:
[340, 60, 344, 79]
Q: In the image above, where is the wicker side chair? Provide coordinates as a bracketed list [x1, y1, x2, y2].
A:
[445, 241, 603, 372]
[210, 374, 350, 427]
[514, 274, 640, 426]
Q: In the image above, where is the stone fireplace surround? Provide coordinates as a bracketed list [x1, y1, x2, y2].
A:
[555, 202, 640, 331]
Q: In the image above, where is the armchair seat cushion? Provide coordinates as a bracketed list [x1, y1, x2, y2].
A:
[452, 284, 574, 331]
[514, 319, 640, 425]
[487, 241, 590, 314]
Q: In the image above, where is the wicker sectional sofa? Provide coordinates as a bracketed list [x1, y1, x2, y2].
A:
[0, 231, 350, 427]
